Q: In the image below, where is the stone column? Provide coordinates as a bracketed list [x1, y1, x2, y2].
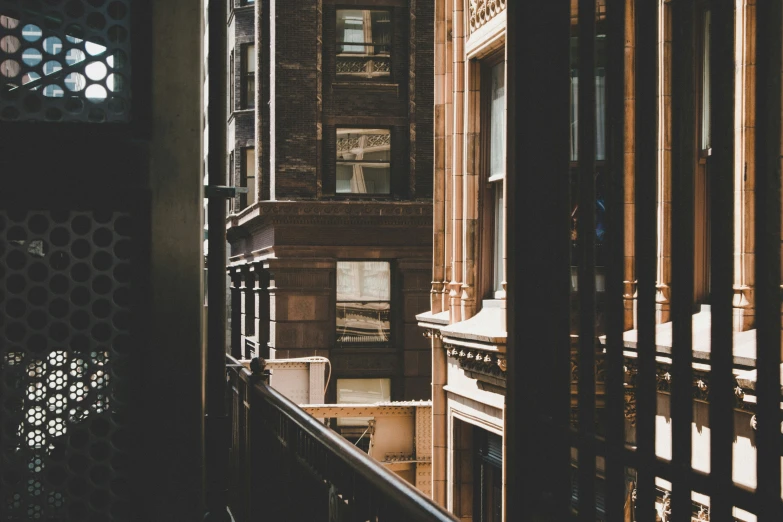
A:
[430, 332, 447, 507]
[655, 0, 672, 325]
[229, 267, 243, 358]
[733, 0, 756, 331]
[241, 267, 256, 356]
[449, 0, 465, 325]
[254, 265, 271, 359]
[461, 59, 480, 321]
[624, 0, 637, 330]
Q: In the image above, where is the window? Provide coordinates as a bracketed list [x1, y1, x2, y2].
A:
[336, 261, 390, 344]
[229, 49, 235, 111]
[694, 8, 711, 304]
[243, 44, 255, 109]
[487, 60, 506, 297]
[336, 378, 391, 427]
[242, 148, 256, 209]
[474, 428, 503, 522]
[336, 129, 391, 194]
[228, 150, 235, 214]
[336, 9, 391, 79]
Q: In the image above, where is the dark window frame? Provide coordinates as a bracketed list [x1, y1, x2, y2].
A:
[478, 50, 506, 301]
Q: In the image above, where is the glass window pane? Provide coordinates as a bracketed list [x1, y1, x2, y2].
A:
[246, 44, 256, 74]
[489, 62, 505, 180]
[245, 148, 256, 206]
[336, 378, 391, 426]
[337, 378, 391, 404]
[337, 10, 365, 53]
[701, 10, 711, 150]
[493, 182, 504, 294]
[336, 261, 390, 301]
[336, 129, 391, 194]
[336, 302, 390, 343]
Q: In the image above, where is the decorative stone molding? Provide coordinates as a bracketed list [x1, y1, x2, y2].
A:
[621, 359, 750, 425]
[423, 329, 443, 340]
[468, 0, 506, 34]
[232, 201, 433, 229]
[444, 344, 506, 382]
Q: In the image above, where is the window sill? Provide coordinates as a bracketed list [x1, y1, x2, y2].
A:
[331, 81, 399, 93]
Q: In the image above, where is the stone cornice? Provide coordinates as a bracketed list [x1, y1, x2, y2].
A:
[228, 200, 433, 230]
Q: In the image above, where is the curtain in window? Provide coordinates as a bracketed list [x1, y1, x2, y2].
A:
[341, 11, 364, 53]
[569, 73, 607, 161]
[595, 68, 606, 161]
[490, 62, 505, 179]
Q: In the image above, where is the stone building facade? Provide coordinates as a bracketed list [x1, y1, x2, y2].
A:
[418, 1, 775, 521]
[225, 0, 435, 410]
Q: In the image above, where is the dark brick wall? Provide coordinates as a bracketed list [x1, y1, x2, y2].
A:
[273, 0, 320, 199]
[413, 0, 434, 199]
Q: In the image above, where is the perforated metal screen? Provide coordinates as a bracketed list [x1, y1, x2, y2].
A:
[0, 0, 132, 122]
[1, 209, 133, 521]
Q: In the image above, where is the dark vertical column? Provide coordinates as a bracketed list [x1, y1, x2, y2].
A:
[708, 1, 735, 520]
[205, 0, 229, 519]
[577, 0, 598, 520]
[754, 0, 783, 519]
[633, 1, 658, 520]
[670, 2, 695, 521]
[506, 1, 571, 520]
[254, 0, 263, 203]
[604, 0, 627, 518]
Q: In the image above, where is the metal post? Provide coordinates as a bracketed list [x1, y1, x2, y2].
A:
[204, 0, 230, 519]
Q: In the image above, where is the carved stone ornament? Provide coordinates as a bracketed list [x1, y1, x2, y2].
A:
[444, 343, 506, 377]
[469, 0, 507, 34]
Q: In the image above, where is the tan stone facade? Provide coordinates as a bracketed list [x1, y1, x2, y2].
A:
[421, 1, 775, 520]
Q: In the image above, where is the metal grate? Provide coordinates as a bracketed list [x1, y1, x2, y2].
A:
[0, 209, 133, 521]
[0, 0, 132, 122]
[507, 0, 783, 520]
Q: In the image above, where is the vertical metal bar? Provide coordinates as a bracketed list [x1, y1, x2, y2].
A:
[205, 0, 230, 520]
[634, 1, 659, 520]
[670, 1, 695, 520]
[577, 0, 598, 519]
[605, 0, 627, 518]
[754, 0, 783, 519]
[708, 1, 735, 520]
[506, 1, 571, 520]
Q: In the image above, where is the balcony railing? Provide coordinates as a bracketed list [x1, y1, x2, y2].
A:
[226, 355, 456, 522]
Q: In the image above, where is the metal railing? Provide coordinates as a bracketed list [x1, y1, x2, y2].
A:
[226, 355, 456, 522]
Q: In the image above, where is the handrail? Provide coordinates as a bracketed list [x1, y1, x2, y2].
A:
[226, 354, 456, 522]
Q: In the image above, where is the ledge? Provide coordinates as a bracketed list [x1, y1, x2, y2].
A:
[440, 300, 507, 345]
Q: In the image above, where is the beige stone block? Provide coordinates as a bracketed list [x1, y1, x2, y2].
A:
[660, 256, 671, 286]
[286, 295, 316, 321]
[744, 189, 755, 253]
[624, 46, 635, 99]
[661, 150, 672, 202]
[624, 203, 635, 247]
[662, 95, 672, 151]
[662, 42, 672, 96]
[624, 100, 635, 152]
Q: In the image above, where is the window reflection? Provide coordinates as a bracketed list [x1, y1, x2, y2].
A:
[336, 9, 391, 78]
[336, 129, 391, 194]
[336, 262, 390, 343]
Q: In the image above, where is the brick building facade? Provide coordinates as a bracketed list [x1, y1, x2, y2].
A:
[225, 0, 435, 406]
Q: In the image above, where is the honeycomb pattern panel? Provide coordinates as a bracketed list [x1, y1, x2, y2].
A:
[1, 209, 133, 521]
[0, 0, 132, 122]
